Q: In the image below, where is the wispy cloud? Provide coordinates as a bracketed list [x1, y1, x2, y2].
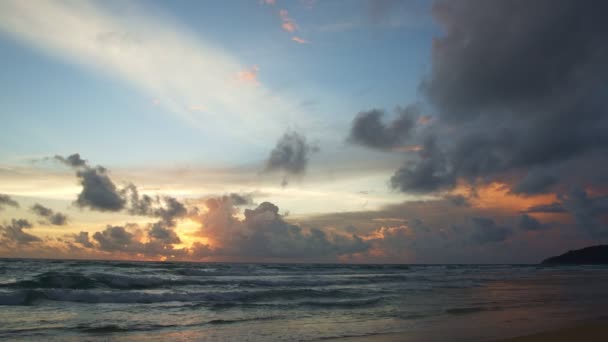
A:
[189, 105, 206, 112]
[0, 0, 304, 141]
[236, 65, 260, 85]
[291, 36, 308, 44]
[279, 9, 298, 32]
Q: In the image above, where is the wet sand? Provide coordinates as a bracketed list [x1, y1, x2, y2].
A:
[499, 320, 608, 342]
[325, 320, 608, 342]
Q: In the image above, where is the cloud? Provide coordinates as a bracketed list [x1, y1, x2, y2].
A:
[54, 153, 87, 168]
[0, 0, 304, 140]
[470, 217, 512, 244]
[56, 154, 191, 220]
[524, 202, 566, 213]
[291, 36, 308, 44]
[189, 105, 205, 112]
[52, 153, 126, 212]
[123, 184, 187, 225]
[0, 194, 19, 210]
[92, 225, 136, 252]
[348, 105, 418, 150]
[236, 65, 259, 84]
[390, 136, 454, 193]
[518, 214, 546, 231]
[195, 200, 369, 259]
[65, 197, 368, 261]
[31, 203, 68, 226]
[75, 166, 126, 212]
[73, 231, 94, 248]
[279, 9, 298, 32]
[445, 194, 470, 207]
[228, 193, 255, 206]
[511, 169, 558, 195]
[354, 0, 608, 196]
[265, 131, 319, 185]
[561, 188, 608, 238]
[261, 0, 276, 5]
[91, 224, 179, 255]
[148, 221, 181, 244]
[0, 219, 41, 245]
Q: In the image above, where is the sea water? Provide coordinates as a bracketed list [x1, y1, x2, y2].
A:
[2, 259, 608, 341]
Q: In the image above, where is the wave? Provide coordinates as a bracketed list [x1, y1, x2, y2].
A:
[0, 287, 372, 306]
[1, 271, 412, 290]
[0, 272, 190, 290]
[445, 306, 503, 315]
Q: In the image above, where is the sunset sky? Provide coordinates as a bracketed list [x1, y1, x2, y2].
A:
[1, 0, 607, 263]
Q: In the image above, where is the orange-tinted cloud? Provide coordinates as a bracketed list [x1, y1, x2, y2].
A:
[392, 145, 423, 152]
[452, 181, 557, 213]
[189, 105, 205, 112]
[236, 65, 259, 84]
[417, 115, 433, 125]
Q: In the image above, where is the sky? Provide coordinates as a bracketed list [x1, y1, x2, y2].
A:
[1, 0, 608, 263]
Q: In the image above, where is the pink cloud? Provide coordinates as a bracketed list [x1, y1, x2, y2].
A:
[291, 36, 308, 44]
[261, 0, 276, 4]
[279, 9, 297, 32]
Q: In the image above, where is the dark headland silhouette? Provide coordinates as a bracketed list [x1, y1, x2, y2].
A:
[542, 245, 608, 264]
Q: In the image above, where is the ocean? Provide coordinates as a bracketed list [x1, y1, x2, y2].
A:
[2, 259, 608, 341]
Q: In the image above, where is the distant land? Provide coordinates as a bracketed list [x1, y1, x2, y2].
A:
[542, 245, 608, 264]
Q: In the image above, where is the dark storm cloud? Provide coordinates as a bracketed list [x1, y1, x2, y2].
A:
[148, 221, 181, 244]
[54, 153, 87, 168]
[54, 155, 192, 222]
[0, 219, 41, 245]
[445, 194, 470, 207]
[265, 132, 318, 186]
[124, 184, 187, 225]
[426, 0, 608, 121]
[54, 154, 126, 212]
[73, 231, 94, 248]
[229, 193, 254, 206]
[75, 166, 126, 212]
[518, 214, 547, 231]
[561, 189, 608, 238]
[364, 0, 608, 194]
[511, 169, 558, 195]
[348, 106, 417, 150]
[89, 224, 189, 258]
[470, 217, 512, 244]
[31, 203, 68, 226]
[390, 136, 454, 193]
[524, 202, 566, 214]
[0, 194, 19, 210]
[92, 225, 134, 251]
